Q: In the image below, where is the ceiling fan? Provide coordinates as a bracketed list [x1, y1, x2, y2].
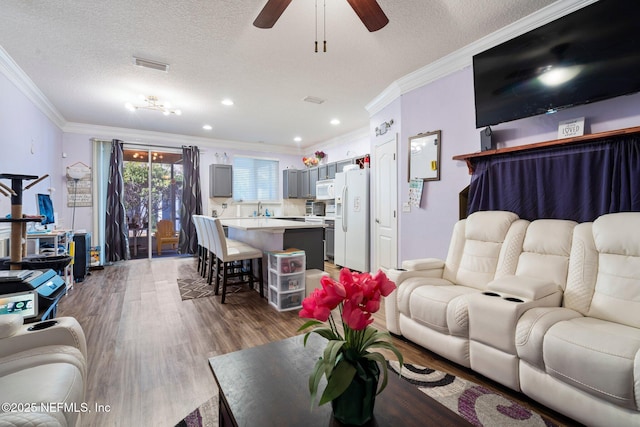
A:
[253, 0, 389, 32]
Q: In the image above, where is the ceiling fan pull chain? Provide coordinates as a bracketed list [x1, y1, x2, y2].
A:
[314, 0, 318, 53]
[323, 0, 327, 52]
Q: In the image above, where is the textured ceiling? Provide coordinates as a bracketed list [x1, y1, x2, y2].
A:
[0, 0, 558, 149]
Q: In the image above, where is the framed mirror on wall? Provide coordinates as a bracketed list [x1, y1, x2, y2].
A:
[408, 130, 441, 182]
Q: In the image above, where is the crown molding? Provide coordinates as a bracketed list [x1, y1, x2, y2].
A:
[0, 46, 67, 129]
[365, 0, 595, 116]
[63, 122, 305, 155]
[306, 126, 369, 153]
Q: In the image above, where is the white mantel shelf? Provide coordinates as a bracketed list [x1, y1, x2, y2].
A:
[220, 218, 325, 233]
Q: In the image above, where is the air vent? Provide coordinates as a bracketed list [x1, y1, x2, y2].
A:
[133, 57, 169, 72]
[303, 96, 325, 104]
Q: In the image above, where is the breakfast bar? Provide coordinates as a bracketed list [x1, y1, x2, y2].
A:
[220, 218, 325, 270]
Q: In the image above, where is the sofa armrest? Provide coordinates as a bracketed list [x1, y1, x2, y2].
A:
[515, 307, 582, 370]
[383, 267, 449, 335]
[0, 317, 87, 360]
[487, 275, 561, 301]
[401, 258, 445, 272]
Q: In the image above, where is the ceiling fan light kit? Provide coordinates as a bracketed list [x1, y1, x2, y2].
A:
[125, 95, 182, 116]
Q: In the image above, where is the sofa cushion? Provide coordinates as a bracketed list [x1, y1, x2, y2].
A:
[589, 212, 640, 329]
[450, 211, 520, 289]
[0, 363, 84, 426]
[515, 219, 576, 288]
[409, 285, 478, 336]
[544, 316, 640, 410]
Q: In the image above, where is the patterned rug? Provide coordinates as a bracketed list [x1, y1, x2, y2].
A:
[387, 361, 557, 426]
[177, 276, 217, 301]
[175, 362, 559, 426]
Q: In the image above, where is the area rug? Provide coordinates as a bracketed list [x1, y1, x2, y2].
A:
[175, 362, 559, 426]
[387, 361, 557, 426]
[177, 276, 217, 301]
[174, 397, 217, 427]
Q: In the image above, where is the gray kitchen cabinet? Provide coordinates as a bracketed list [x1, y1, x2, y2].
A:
[283, 169, 299, 198]
[327, 162, 337, 179]
[309, 167, 319, 198]
[299, 169, 311, 198]
[209, 164, 233, 197]
[318, 165, 328, 180]
[335, 159, 354, 175]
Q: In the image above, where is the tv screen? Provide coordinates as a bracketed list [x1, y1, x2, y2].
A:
[473, 0, 640, 129]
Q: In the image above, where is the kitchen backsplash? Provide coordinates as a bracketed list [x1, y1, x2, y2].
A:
[208, 198, 306, 218]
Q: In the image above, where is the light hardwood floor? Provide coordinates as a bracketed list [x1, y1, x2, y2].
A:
[57, 256, 578, 426]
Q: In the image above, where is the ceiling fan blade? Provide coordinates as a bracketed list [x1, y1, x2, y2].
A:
[253, 0, 293, 29]
[346, 0, 389, 32]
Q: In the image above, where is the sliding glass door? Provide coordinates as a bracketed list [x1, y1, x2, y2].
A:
[123, 148, 183, 259]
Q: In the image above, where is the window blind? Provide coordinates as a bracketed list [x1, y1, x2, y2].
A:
[233, 157, 279, 201]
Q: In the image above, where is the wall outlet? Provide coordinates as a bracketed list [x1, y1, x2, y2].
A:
[402, 202, 411, 212]
[212, 210, 218, 217]
[222, 203, 228, 209]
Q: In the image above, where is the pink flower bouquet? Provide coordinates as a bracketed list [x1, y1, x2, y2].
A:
[298, 268, 403, 407]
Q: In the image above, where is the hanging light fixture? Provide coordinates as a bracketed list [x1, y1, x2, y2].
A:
[125, 95, 182, 116]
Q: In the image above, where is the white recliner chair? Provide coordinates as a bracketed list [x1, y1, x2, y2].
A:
[515, 212, 640, 427]
[0, 315, 87, 427]
[385, 210, 527, 367]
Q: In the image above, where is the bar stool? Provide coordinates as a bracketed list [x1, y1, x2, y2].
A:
[211, 218, 264, 304]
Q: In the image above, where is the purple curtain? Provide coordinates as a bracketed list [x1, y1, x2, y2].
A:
[105, 140, 130, 261]
[468, 136, 640, 222]
[179, 146, 202, 254]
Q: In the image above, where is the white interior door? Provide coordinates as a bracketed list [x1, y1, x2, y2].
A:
[373, 135, 398, 271]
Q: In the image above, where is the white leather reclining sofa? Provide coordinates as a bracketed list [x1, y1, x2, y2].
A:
[385, 210, 640, 426]
[0, 315, 87, 427]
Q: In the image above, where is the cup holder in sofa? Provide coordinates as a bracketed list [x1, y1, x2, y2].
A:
[28, 320, 58, 331]
[482, 292, 501, 297]
[504, 297, 524, 303]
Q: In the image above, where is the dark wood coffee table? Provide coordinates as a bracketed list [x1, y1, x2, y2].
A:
[208, 334, 472, 426]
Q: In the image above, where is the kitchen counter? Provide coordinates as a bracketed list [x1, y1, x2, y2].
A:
[220, 218, 323, 232]
[221, 218, 325, 270]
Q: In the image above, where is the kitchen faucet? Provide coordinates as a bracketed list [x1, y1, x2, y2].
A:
[257, 201, 263, 216]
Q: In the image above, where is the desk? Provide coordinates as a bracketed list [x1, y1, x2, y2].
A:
[27, 230, 72, 255]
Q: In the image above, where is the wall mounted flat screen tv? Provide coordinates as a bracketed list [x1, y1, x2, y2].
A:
[473, 0, 640, 129]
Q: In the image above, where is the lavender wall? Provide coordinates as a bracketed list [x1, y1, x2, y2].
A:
[0, 73, 64, 227]
[386, 65, 640, 262]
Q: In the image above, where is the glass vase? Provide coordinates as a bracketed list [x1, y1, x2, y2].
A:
[331, 359, 380, 426]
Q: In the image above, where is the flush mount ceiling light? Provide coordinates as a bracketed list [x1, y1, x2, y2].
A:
[294, 136, 302, 142]
[203, 124, 213, 130]
[125, 95, 182, 116]
[221, 99, 234, 106]
[330, 118, 340, 125]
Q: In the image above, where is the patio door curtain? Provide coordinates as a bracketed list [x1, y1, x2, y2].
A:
[179, 145, 202, 254]
[468, 136, 640, 222]
[105, 139, 130, 261]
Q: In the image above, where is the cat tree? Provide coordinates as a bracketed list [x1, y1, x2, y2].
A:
[0, 173, 48, 270]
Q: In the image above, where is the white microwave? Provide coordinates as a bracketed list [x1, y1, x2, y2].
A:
[316, 179, 335, 200]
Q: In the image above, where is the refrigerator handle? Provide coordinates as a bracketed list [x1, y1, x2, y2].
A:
[342, 185, 348, 232]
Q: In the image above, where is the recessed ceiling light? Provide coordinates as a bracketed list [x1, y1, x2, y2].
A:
[330, 119, 340, 125]
[221, 99, 234, 106]
[203, 125, 212, 130]
[294, 136, 302, 142]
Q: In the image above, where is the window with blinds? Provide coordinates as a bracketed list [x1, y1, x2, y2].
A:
[232, 157, 279, 201]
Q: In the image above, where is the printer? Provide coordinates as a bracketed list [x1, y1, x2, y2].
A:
[0, 269, 67, 322]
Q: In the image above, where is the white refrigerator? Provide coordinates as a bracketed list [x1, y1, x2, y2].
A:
[334, 168, 370, 273]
